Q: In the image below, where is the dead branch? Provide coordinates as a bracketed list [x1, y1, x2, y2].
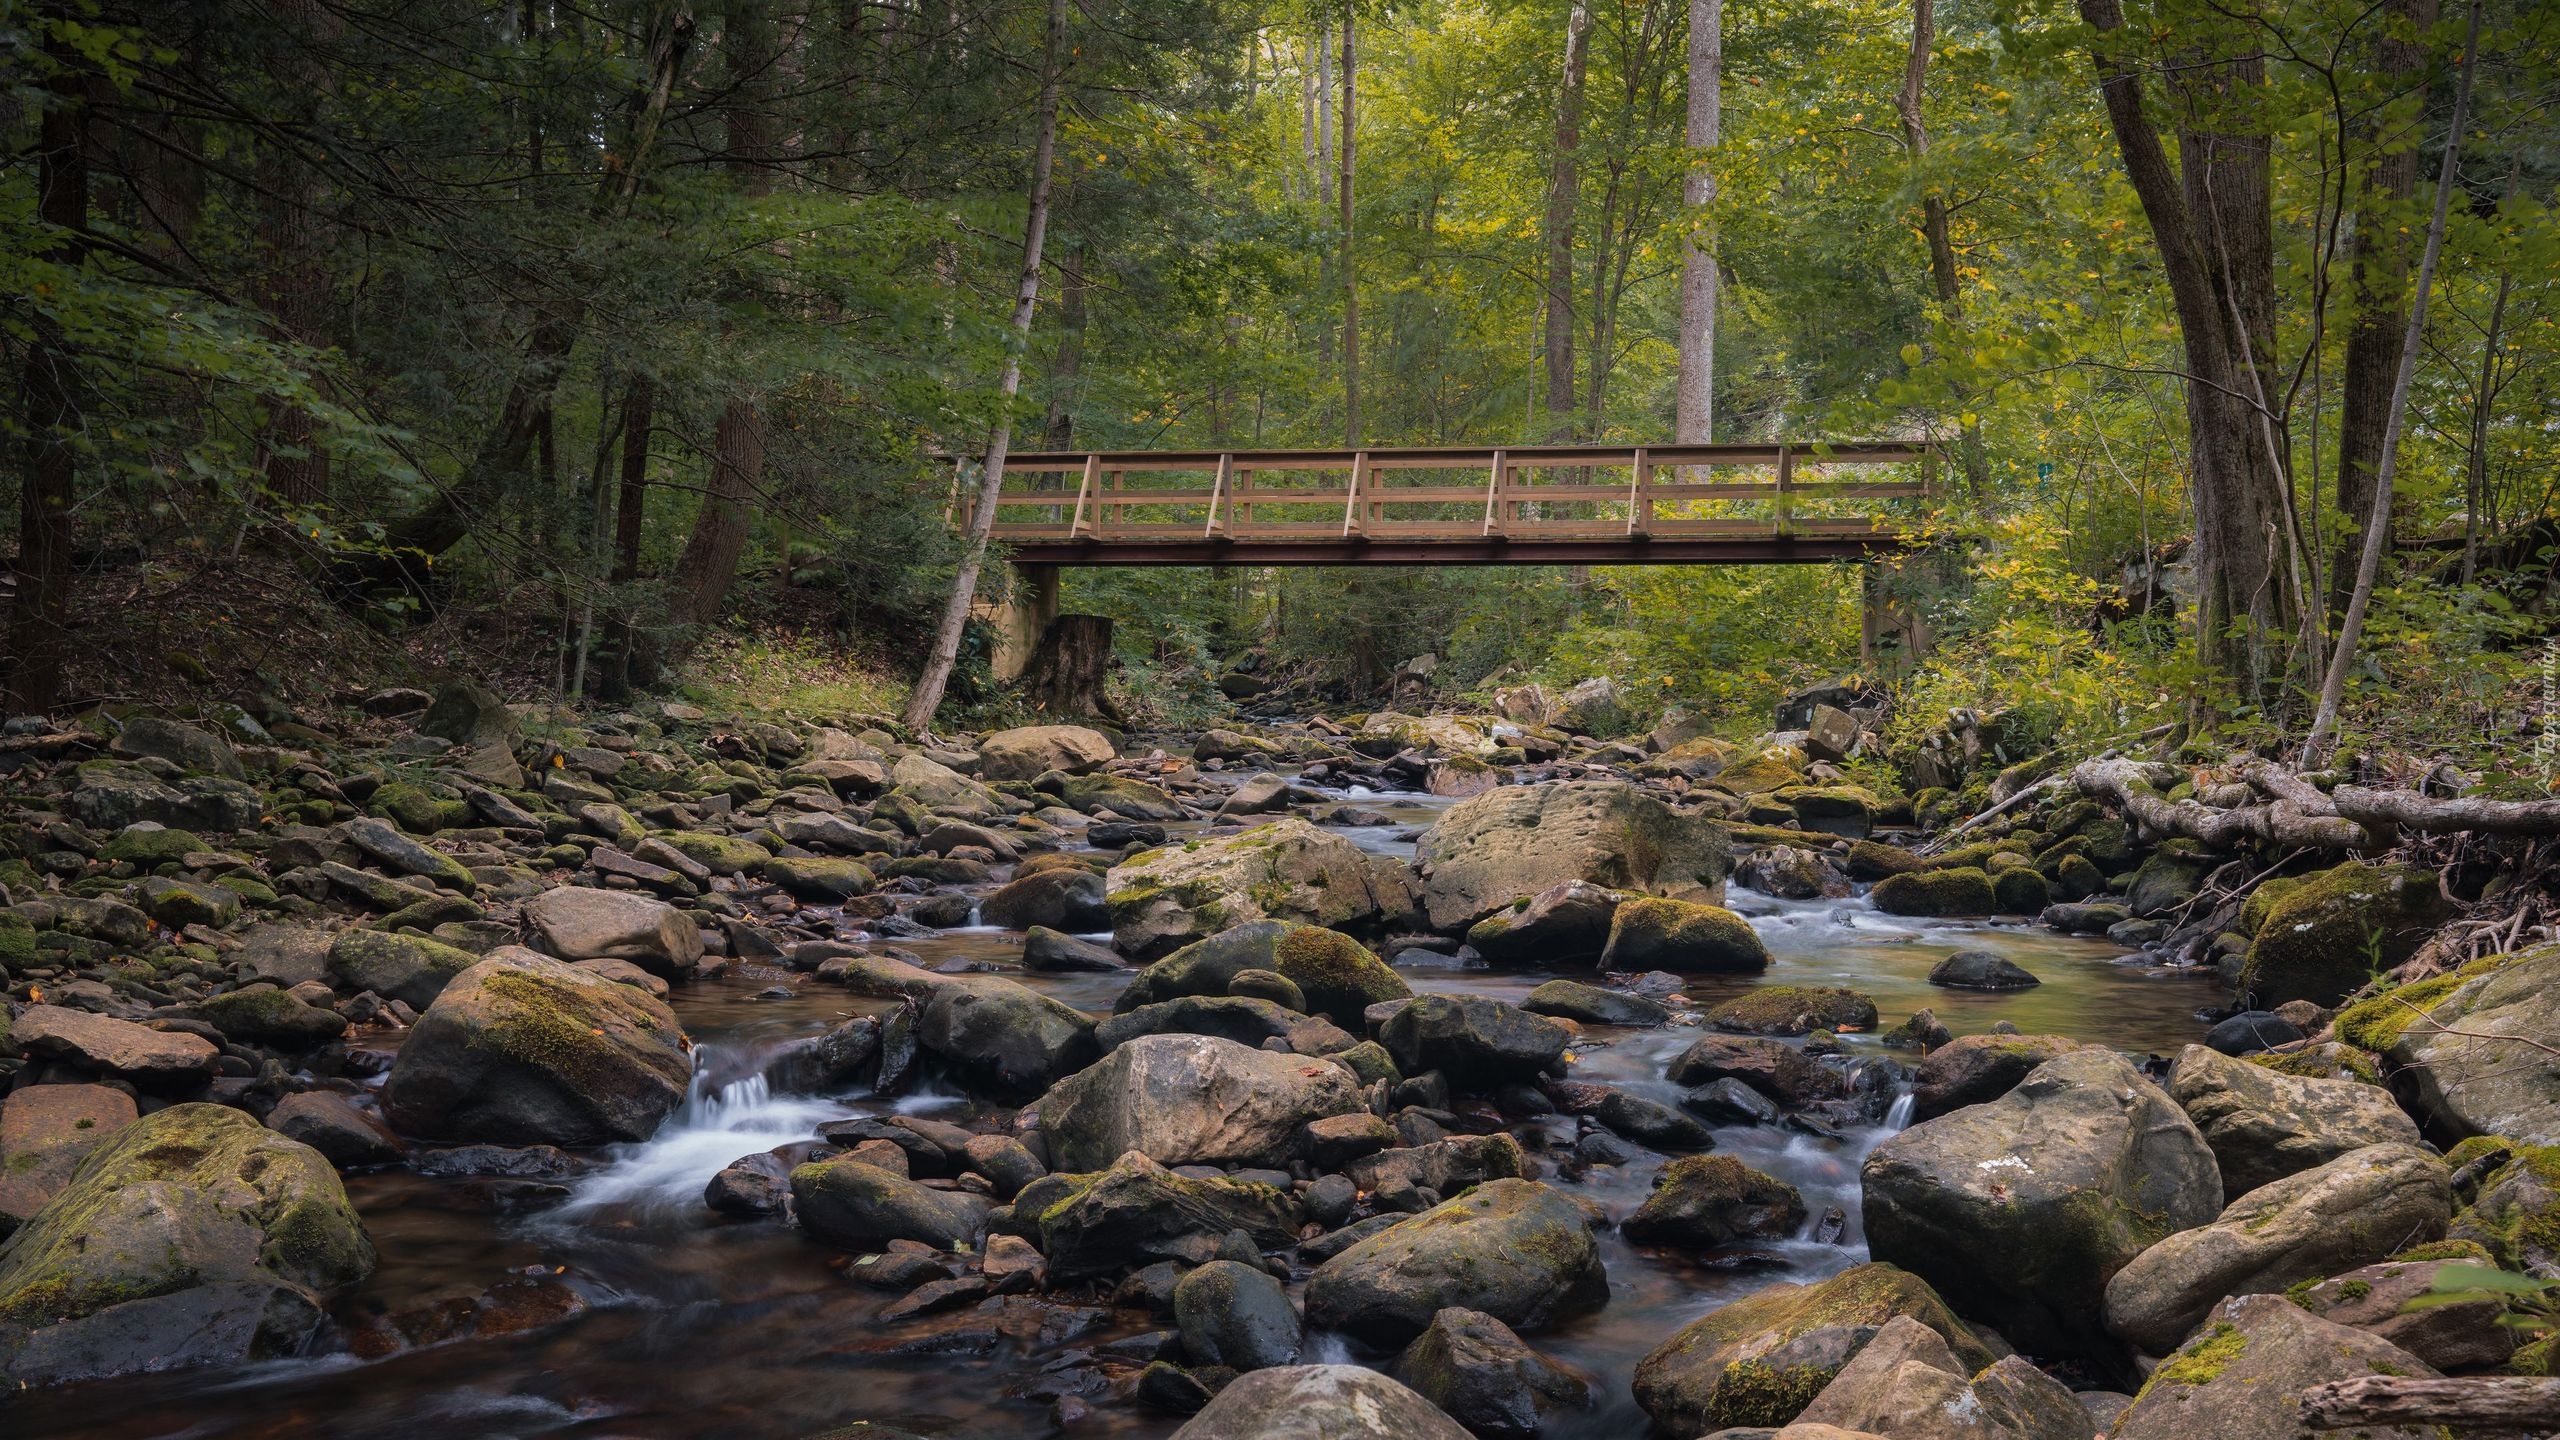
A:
[2070, 758, 2371, 849]
[2333, 785, 2560, 835]
[2299, 1375, 2560, 1429]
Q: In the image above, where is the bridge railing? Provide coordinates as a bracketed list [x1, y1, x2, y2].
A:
[963, 442, 1935, 546]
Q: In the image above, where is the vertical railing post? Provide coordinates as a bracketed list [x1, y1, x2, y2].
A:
[1774, 444, 1795, 539]
[1482, 449, 1508, 537]
[1205, 453, 1234, 538]
[1343, 451, 1369, 537]
[1628, 446, 1653, 537]
[1069, 453, 1099, 538]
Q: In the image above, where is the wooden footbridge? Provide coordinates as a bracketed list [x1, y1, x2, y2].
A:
[973, 441, 1935, 566]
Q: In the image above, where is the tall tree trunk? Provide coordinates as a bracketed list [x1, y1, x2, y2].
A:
[9, 16, 88, 715]
[1675, 0, 1720, 443]
[1896, 0, 1987, 497]
[1544, 3, 1592, 442]
[2078, 0, 2296, 689]
[666, 0, 777, 637]
[344, 2, 693, 599]
[614, 377, 654, 584]
[1043, 241, 1089, 450]
[255, 0, 338, 510]
[1339, 6, 1360, 446]
[2308, 0, 2478, 752]
[2330, 0, 2439, 616]
[2462, 267, 2512, 584]
[901, 0, 1068, 733]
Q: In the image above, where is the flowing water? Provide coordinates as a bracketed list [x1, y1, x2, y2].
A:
[19, 774, 2223, 1440]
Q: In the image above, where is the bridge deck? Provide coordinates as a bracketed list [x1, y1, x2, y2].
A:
[975, 442, 1933, 566]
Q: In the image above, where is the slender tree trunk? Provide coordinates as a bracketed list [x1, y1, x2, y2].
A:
[1043, 242, 1089, 450]
[1300, 36, 1317, 201]
[1544, 4, 1592, 442]
[2462, 268, 2511, 584]
[1896, 0, 1986, 497]
[9, 18, 88, 715]
[2309, 0, 2479, 751]
[1317, 24, 1334, 207]
[613, 377, 654, 583]
[257, 0, 339, 510]
[2331, 0, 2439, 615]
[1675, 0, 1720, 443]
[902, 0, 1068, 733]
[1339, 6, 1360, 446]
[2079, 0, 2295, 689]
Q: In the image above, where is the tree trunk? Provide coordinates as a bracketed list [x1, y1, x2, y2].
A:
[1896, 0, 1987, 497]
[256, 0, 340, 510]
[2462, 267, 2511, 584]
[2331, 0, 2439, 615]
[1543, 4, 1592, 442]
[2308, 0, 2479, 752]
[901, 0, 1068, 734]
[2078, 0, 2296, 690]
[1022, 614, 1120, 721]
[2301, 1376, 2560, 1430]
[1043, 241, 1089, 450]
[1675, 0, 1720, 444]
[1339, 6, 1360, 447]
[9, 17, 88, 716]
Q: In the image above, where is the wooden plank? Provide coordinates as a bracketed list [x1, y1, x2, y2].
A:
[1204, 453, 1234, 537]
[1482, 450, 1508, 537]
[1069, 454, 1099, 538]
[1630, 446, 1653, 536]
[1774, 444, 1795, 539]
[1343, 451, 1368, 537]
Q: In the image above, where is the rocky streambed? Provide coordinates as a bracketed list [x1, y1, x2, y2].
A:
[1, 694, 2550, 1440]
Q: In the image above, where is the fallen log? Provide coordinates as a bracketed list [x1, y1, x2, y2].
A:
[2069, 758, 2371, 850]
[2334, 784, 2560, 835]
[2299, 1375, 2560, 1429]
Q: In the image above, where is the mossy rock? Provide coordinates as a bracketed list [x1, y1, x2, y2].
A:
[655, 830, 770, 876]
[1707, 985, 1877, 1036]
[98, 828, 206, 865]
[1844, 839, 1922, 880]
[0, 909, 36, 967]
[2238, 875, 2308, 938]
[1991, 867, 2050, 914]
[762, 856, 877, 901]
[381, 952, 691, 1146]
[1116, 919, 1409, 1025]
[2448, 1143, 2560, 1272]
[2239, 861, 2450, 1008]
[370, 781, 473, 835]
[196, 985, 347, 1049]
[1870, 866, 1996, 917]
[137, 876, 241, 930]
[1598, 896, 1769, 973]
[326, 928, 482, 1011]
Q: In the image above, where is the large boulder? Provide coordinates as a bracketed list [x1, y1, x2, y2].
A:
[1908, 1033, 2090, 1122]
[1305, 1179, 1606, 1347]
[2164, 1044, 2419, 1197]
[381, 953, 692, 1146]
[1035, 1151, 1299, 1278]
[1793, 1315, 2094, 1440]
[2101, 1142, 2450, 1355]
[1463, 880, 1620, 966]
[887, 753, 1000, 813]
[1413, 781, 1732, 933]
[2238, 861, 2450, 1008]
[1598, 897, 1769, 972]
[976, 724, 1115, 781]
[521, 886, 704, 979]
[1171, 1365, 1471, 1440]
[1378, 995, 1569, 1090]
[1621, 1155, 1808, 1248]
[838, 956, 1096, 1096]
[790, 1157, 989, 1249]
[1669, 1034, 1848, 1109]
[111, 716, 244, 778]
[11, 1006, 217, 1088]
[2289, 1255, 2522, 1371]
[1107, 819, 1410, 959]
[415, 677, 519, 748]
[1035, 1033, 1364, 1172]
[1174, 1259, 1301, 1371]
[2381, 944, 2560, 1145]
[2449, 1144, 2559, 1272]
[326, 929, 482, 1011]
[0, 1105, 374, 1386]
[2108, 1293, 2441, 1440]
[1395, 1307, 1592, 1440]
[0, 1085, 138, 1236]
[979, 866, 1108, 932]
[1115, 920, 1410, 1025]
[1861, 1048, 2222, 1367]
[1631, 1263, 1993, 1435]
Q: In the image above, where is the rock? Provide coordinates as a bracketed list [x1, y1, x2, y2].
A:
[2289, 1256, 2520, 1371]
[887, 753, 1002, 814]
[1909, 1033, 2089, 1122]
[1632, 1262, 1994, 1435]
[1801, 705, 1860, 763]
[2238, 861, 2451, 1008]
[1219, 772, 1294, 815]
[416, 677, 519, 748]
[522, 886, 704, 978]
[1522, 979, 1668, 1027]
[1414, 780, 1732, 933]
[0, 1104, 374, 1386]
[2200, 1010, 2302, 1055]
[137, 876, 240, 930]
[705, 1152, 793, 1216]
[840, 956, 1097, 1096]
[1345, 1135, 1528, 1197]
[960, 1134, 1044, 1199]
[1870, 868, 1996, 917]
[1861, 1049, 2222, 1367]
[1036, 1152, 1299, 1278]
[1174, 1259, 1300, 1371]
[1115, 920, 1410, 1026]
[1926, 950, 2039, 990]
[1683, 1077, 1783, 1128]
[1170, 1365, 1471, 1440]
[237, 924, 332, 987]
[1043, 770, 1189, 820]
[342, 816, 476, 892]
[266, 1091, 402, 1169]
[1227, 968, 1306, 1011]
[1023, 926, 1124, 971]
[381, 953, 692, 1146]
[1622, 1155, 1808, 1248]
[2381, 943, 2560, 1145]
[762, 855, 879, 901]
[1670, 1034, 1847, 1109]
[791, 1156, 990, 1248]
[1793, 1315, 2093, 1440]
[326, 929, 482, 1011]
[1096, 994, 1306, 1052]
[2100, 1141, 2450, 1354]
[1305, 1180, 1604, 1348]
[1463, 879, 1621, 966]
[2125, 844, 2214, 918]
[2449, 1144, 2558, 1271]
[1736, 844, 1846, 900]
[1395, 1307, 1591, 1440]
[111, 715, 243, 778]
[977, 725, 1115, 782]
[12, 1006, 217, 1087]
[2164, 1044, 2420, 1197]
[1597, 1090, 1715, 1150]
[1107, 819, 1407, 959]
[1035, 1033, 1364, 1172]
[196, 985, 348, 1049]
[1600, 897, 1770, 972]
[1707, 986, 1877, 1036]
[0, 1085, 137, 1235]
[1379, 995, 1569, 1090]
[2107, 1293, 2441, 1440]
[980, 866, 1108, 931]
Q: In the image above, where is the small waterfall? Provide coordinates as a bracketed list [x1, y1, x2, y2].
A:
[555, 1046, 850, 1215]
[1883, 1090, 1917, 1132]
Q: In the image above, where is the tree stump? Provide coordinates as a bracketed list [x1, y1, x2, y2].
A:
[1023, 614, 1120, 720]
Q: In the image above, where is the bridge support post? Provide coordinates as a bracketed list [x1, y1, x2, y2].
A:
[984, 563, 1060, 683]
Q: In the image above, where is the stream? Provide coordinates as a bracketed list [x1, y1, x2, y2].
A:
[22, 778, 2225, 1440]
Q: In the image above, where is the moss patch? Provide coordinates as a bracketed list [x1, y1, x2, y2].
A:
[1871, 867, 1996, 917]
[2139, 1320, 2248, 1397]
[2240, 860, 2452, 1008]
